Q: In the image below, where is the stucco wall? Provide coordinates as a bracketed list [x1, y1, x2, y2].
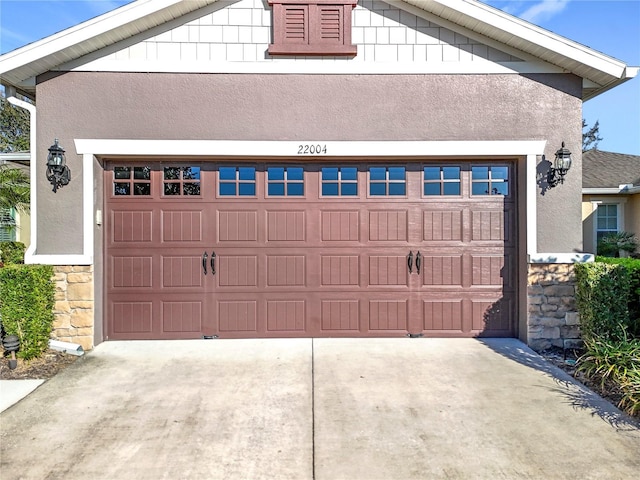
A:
[35, 71, 583, 254]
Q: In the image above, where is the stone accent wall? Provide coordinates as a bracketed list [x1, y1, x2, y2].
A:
[528, 263, 581, 351]
[52, 266, 94, 351]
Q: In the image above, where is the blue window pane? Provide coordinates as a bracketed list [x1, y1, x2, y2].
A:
[322, 183, 339, 196]
[322, 167, 339, 181]
[341, 168, 357, 181]
[389, 182, 406, 196]
[493, 183, 508, 195]
[219, 167, 236, 181]
[424, 183, 441, 196]
[472, 167, 489, 180]
[388, 167, 405, 180]
[239, 183, 255, 196]
[443, 182, 460, 196]
[268, 183, 285, 196]
[238, 167, 255, 181]
[472, 182, 490, 195]
[268, 167, 285, 181]
[183, 166, 200, 180]
[219, 183, 236, 196]
[370, 167, 386, 181]
[491, 166, 508, 180]
[442, 167, 460, 180]
[341, 183, 357, 196]
[287, 167, 304, 181]
[370, 183, 386, 196]
[424, 167, 440, 181]
[287, 183, 304, 196]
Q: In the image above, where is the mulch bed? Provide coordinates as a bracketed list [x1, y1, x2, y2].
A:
[0, 349, 79, 380]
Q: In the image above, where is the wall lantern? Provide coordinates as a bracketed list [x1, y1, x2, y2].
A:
[547, 142, 572, 188]
[46, 138, 71, 192]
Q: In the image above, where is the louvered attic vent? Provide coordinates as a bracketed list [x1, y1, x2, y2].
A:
[268, 0, 357, 56]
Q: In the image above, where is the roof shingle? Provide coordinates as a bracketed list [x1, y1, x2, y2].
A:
[582, 150, 640, 188]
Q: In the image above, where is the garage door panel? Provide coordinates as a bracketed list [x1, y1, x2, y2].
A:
[267, 210, 306, 242]
[218, 210, 258, 242]
[368, 210, 408, 242]
[162, 255, 203, 288]
[321, 210, 360, 241]
[162, 301, 202, 332]
[267, 300, 306, 332]
[111, 210, 153, 244]
[471, 296, 513, 334]
[470, 206, 515, 246]
[112, 300, 153, 334]
[422, 209, 463, 242]
[321, 255, 360, 286]
[161, 210, 203, 242]
[368, 255, 409, 286]
[422, 299, 464, 332]
[320, 299, 360, 331]
[266, 255, 306, 286]
[369, 299, 408, 331]
[218, 255, 258, 287]
[111, 255, 153, 288]
[217, 300, 258, 332]
[421, 255, 463, 286]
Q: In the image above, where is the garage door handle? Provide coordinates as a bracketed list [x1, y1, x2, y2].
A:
[416, 251, 421, 275]
[202, 251, 208, 275]
[210, 251, 216, 275]
[407, 251, 413, 274]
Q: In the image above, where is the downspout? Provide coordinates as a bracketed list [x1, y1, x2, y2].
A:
[7, 96, 37, 263]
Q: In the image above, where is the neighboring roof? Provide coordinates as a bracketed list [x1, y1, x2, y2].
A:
[0, 0, 637, 100]
[582, 150, 640, 192]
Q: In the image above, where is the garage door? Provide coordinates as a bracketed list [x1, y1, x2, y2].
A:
[104, 161, 516, 339]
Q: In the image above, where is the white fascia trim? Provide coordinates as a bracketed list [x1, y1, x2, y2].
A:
[528, 253, 595, 264]
[583, 187, 640, 195]
[429, 0, 628, 78]
[75, 139, 546, 157]
[526, 153, 537, 259]
[0, 0, 185, 73]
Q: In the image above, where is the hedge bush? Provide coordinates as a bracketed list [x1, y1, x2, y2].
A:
[595, 257, 640, 337]
[0, 264, 55, 360]
[0, 241, 26, 265]
[574, 262, 630, 342]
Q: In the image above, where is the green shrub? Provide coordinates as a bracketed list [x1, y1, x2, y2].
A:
[597, 231, 639, 257]
[595, 257, 640, 337]
[575, 262, 630, 342]
[578, 337, 640, 417]
[0, 264, 55, 360]
[0, 241, 26, 265]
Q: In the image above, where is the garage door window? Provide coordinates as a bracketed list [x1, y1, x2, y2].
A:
[369, 166, 406, 196]
[321, 167, 358, 196]
[268, 167, 304, 196]
[113, 166, 151, 196]
[423, 166, 461, 196]
[471, 166, 509, 196]
[219, 167, 256, 196]
[163, 166, 201, 196]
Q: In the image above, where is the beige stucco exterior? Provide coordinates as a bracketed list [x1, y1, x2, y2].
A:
[582, 193, 640, 254]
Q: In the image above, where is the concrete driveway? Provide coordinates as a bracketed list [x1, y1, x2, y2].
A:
[1, 338, 639, 479]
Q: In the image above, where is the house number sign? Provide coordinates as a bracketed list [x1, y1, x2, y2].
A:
[297, 144, 328, 155]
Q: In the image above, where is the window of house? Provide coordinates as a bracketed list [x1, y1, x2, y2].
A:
[321, 167, 358, 196]
[113, 166, 152, 196]
[369, 167, 406, 196]
[0, 208, 16, 242]
[219, 167, 256, 196]
[423, 166, 461, 196]
[596, 204, 620, 243]
[268, 0, 357, 56]
[471, 166, 509, 196]
[163, 166, 201, 196]
[267, 166, 305, 196]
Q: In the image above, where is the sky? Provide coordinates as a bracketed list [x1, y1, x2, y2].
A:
[0, 0, 639, 154]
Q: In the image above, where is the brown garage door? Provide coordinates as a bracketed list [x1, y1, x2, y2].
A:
[104, 161, 516, 339]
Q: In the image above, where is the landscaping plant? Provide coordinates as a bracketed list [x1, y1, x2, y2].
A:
[577, 336, 640, 416]
[0, 264, 55, 360]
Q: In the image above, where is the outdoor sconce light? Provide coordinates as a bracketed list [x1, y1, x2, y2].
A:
[547, 141, 572, 188]
[46, 138, 71, 192]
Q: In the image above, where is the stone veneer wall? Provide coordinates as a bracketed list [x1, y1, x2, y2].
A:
[52, 266, 94, 351]
[527, 263, 581, 351]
